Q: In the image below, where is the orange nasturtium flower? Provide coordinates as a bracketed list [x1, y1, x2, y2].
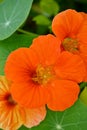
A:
[0, 76, 46, 130]
[5, 34, 86, 111]
[52, 9, 87, 80]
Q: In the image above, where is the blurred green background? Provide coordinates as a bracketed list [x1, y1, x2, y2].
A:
[22, 0, 87, 35]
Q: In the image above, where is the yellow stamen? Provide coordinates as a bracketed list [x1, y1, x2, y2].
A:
[32, 65, 54, 85]
[62, 38, 79, 53]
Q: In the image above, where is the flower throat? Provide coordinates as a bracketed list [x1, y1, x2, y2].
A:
[32, 65, 53, 85]
[62, 37, 79, 53]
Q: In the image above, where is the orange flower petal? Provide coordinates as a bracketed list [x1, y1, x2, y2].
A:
[24, 106, 46, 128]
[11, 82, 49, 108]
[77, 20, 87, 46]
[0, 102, 25, 130]
[30, 34, 61, 66]
[5, 34, 61, 83]
[80, 12, 87, 19]
[0, 76, 10, 95]
[5, 47, 39, 83]
[52, 9, 83, 40]
[77, 20, 87, 67]
[0, 76, 25, 130]
[0, 76, 47, 129]
[79, 44, 87, 81]
[54, 51, 86, 82]
[47, 79, 80, 111]
[76, 13, 87, 81]
[80, 44, 87, 63]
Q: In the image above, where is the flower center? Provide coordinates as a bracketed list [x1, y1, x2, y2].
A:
[32, 65, 53, 85]
[62, 37, 79, 53]
[6, 94, 17, 106]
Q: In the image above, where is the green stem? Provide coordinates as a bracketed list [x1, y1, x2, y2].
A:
[17, 28, 32, 36]
[17, 28, 38, 37]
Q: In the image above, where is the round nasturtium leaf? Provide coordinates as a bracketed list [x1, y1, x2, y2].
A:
[0, 0, 33, 40]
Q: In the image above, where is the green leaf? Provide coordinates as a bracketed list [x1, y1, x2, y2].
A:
[19, 126, 28, 130]
[0, 33, 38, 75]
[0, 0, 33, 40]
[40, 0, 59, 16]
[22, 100, 87, 130]
[80, 87, 87, 105]
[0, 0, 3, 3]
[33, 15, 51, 26]
[80, 82, 87, 90]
